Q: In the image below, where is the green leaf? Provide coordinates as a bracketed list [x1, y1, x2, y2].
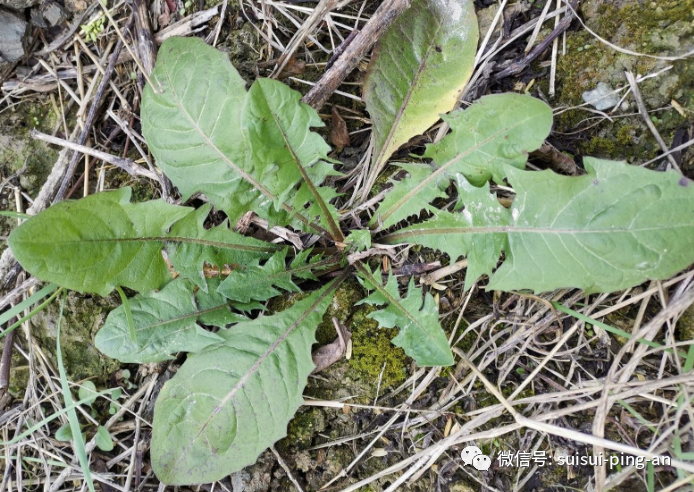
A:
[151, 282, 337, 484]
[425, 93, 554, 185]
[8, 188, 276, 296]
[345, 230, 371, 251]
[370, 163, 448, 230]
[142, 37, 336, 237]
[363, 0, 478, 191]
[216, 249, 329, 304]
[115, 286, 137, 342]
[373, 93, 553, 229]
[55, 424, 73, 441]
[95, 278, 240, 363]
[243, 78, 342, 240]
[142, 37, 255, 223]
[197, 278, 254, 323]
[0, 210, 31, 220]
[95, 426, 114, 452]
[382, 158, 694, 293]
[9, 188, 186, 295]
[356, 264, 453, 366]
[165, 204, 277, 291]
[78, 381, 98, 408]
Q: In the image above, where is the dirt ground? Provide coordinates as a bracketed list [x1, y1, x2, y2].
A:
[1, 0, 694, 491]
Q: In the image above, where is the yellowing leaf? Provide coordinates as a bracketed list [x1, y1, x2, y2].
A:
[363, 0, 478, 193]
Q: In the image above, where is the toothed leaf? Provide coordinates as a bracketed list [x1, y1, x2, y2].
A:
[142, 37, 271, 222]
[216, 249, 324, 303]
[357, 266, 453, 366]
[426, 93, 554, 185]
[143, 38, 339, 236]
[95, 278, 242, 363]
[9, 188, 187, 295]
[382, 159, 694, 293]
[165, 204, 277, 291]
[242, 78, 341, 236]
[370, 163, 448, 229]
[373, 93, 553, 230]
[8, 188, 274, 296]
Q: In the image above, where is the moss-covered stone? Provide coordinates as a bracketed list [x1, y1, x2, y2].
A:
[227, 22, 261, 66]
[25, 292, 121, 389]
[218, 19, 263, 82]
[267, 276, 408, 394]
[315, 278, 364, 344]
[0, 98, 61, 261]
[0, 99, 59, 193]
[284, 407, 326, 449]
[584, 136, 617, 156]
[551, 0, 694, 166]
[7, 349, 31, 397]
[605, 309, 641, 345]
[677, 303, 694, 342]
[347, 305, 408, 389]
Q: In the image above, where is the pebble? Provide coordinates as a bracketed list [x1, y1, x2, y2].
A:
[0, 7, 27, 64]
[582, 82, 621, 111]
[0, 0, 39, 8]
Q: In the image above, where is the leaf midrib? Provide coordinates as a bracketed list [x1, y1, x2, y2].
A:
[356, 262, 448, 358]
[162, 66, 329, 237]
[100, 302, 229, 344]
[235, 256, 341, 282]
[172, 271, 347, 468]
[375, 119, 536, 228]
[383, 223, 694, 242]
[21, 236, 279, 253]
[266, 103, 344, 242]
[372, 8, 444, 171]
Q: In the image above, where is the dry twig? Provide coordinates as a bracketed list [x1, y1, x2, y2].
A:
[31, 130, 160, 181]
[301, 0, 411, 109]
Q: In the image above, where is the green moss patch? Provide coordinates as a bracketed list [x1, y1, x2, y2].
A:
[551, 0, 694, 164]
[347, 305, 408, 389]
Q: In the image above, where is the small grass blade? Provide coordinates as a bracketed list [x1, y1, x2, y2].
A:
[0, 387, 117, 446]
[647, 460, 655, 492]
[1, 287, 62, 339]
[56, 291, 96, 492]
[683, 342, 694, 373]
[616, 399, 657, 433]
[0, 211, 31, 220]
[0, 283, 58, 326]
[552, 302, 687, 358]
